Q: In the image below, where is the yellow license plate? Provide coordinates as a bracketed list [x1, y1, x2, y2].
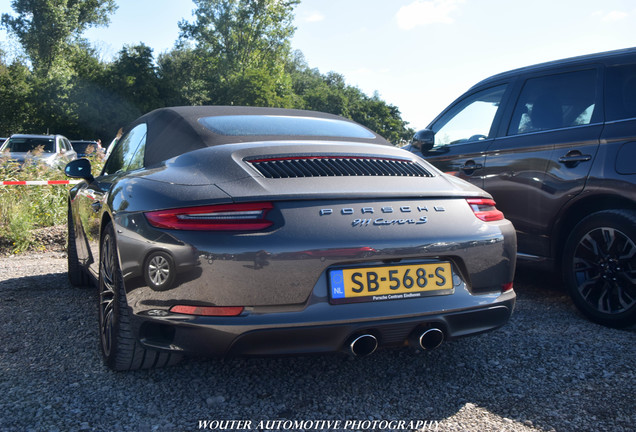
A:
[329, 262, 453, 304]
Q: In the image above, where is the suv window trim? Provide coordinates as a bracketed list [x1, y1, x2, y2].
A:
[500, 121, 605, 138]
[604, 117, 636, 125]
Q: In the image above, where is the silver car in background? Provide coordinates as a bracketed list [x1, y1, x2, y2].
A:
[65, 106, 516, 371]
[1, 134, 77, 168]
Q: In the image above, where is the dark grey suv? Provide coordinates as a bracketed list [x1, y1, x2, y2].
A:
[405, 47, 636, 328]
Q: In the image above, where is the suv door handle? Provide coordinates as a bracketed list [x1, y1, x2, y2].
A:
[558, 154, 591, 163]
[459, 161, 483, 173]
[558, 151, 592, 168]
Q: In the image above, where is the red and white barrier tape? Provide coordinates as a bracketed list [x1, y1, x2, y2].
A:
[1, 180, 81, 186]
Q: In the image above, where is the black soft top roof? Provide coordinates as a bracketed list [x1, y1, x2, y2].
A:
[129, 106, 390, 167]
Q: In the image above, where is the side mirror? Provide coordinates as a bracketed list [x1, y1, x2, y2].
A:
[65, 158, 94, 182]
[412, 129, 435, 152]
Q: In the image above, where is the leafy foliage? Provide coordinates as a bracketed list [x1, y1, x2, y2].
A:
[1, 0, 117, 75]
[289, 55, 414, 142]
[0, 51, 32, 133]
[109, 44, 162, 114]
[1, 0, 414, 145]
[0, 149, 105, 253]
[177, 0, 299, 107]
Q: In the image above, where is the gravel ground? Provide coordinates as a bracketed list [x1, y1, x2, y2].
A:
[0, 253, 634, 432]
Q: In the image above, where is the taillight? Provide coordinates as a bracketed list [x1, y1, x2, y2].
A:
[502, 282, 514, 292]
[145, 202, 273, 231]
[170, 305, 244, 316]
[466, 198, 504, 222]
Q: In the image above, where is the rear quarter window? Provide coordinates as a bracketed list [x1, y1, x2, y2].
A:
[605, 63, 636, 121]
[102, 124, 147, 175]
[508, 69, 598, 135]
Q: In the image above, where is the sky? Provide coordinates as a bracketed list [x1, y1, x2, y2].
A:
[2, 0, 636, 131]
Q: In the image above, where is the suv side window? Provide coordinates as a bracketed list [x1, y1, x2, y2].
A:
[605, 63, 636, 121]
[431, 85, 507, 147]
[508, 69, 598, 135]
[102, 124, 147, 176]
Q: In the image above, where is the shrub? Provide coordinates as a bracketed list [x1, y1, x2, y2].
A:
[0, 151, 104, 253]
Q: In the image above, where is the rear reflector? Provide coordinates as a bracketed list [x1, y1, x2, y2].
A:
[502, 282, 514, 292]
[466, 198, 505, 222]
[145, 202, 273, 231]
[170, 305, 244, 316]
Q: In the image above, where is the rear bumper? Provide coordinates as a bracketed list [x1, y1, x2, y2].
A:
[136, 290, 515, 357]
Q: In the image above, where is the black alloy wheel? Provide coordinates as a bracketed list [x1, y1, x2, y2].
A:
[99, 222, 181, 370]
[563, 210, 636, 328]
[99, 223, 119, 363]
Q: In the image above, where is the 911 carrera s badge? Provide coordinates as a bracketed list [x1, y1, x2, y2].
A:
[353, 217, 427, 226]
[320, 205, 443, 227]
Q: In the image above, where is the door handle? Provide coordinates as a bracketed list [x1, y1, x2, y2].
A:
[558, 151, 592, 167]
[558, 154, 591, 163]
[459, 161, 483, 172]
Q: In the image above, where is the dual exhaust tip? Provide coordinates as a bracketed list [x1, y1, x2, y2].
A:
[349, 334, 379, 357]
[348, 327, 445, 357]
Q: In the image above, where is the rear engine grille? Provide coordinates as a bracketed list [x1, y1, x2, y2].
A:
[247, 156, 433, 179]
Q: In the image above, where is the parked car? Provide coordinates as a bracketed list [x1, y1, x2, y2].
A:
[404, 47, 636, 328]
[70, 140, 105, 158]
[65, 106, 516, 370]
[0, 134, 77, 168]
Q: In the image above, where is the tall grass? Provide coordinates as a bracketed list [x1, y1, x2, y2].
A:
[0, 149, 104, 253]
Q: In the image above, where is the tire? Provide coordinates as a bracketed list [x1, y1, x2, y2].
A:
[67, 206, 91, 287]
[99, 222, 182, 370]
[563, 210, 636, 328]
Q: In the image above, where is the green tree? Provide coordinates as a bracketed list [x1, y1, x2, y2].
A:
[66, 41, 115, 140]
[288, 54, 414, 144]
[157, 46, 211, 107]
[109, 44, 162, 114]
[68, 44, 161, 143]
[1, 0, 414, 145]
[29, 62, 78, 135]
[1, 0, 117, 75]
[178, 0, 299, 106]
[0, 51, 32, 136]
[350, 92, 413, 144]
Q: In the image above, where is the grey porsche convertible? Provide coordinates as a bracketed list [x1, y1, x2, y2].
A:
[65, 106, 516, 370]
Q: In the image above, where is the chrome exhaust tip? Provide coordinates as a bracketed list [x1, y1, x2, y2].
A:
[417, 327, 445, 350]
[349, 334, 378, 357]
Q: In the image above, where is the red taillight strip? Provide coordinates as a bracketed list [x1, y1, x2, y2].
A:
[466, 198, 505, 222]
[145, 202, 273, 231]
[170, 305, 244, 316]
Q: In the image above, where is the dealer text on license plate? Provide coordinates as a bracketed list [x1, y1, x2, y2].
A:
[329, 262, 453, 303]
